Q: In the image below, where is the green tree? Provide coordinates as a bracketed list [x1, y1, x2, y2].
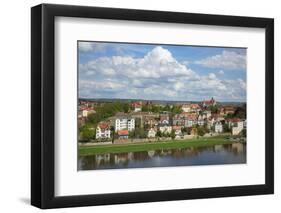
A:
[132, 127, 147, 139]
[142, 105, 149, 112]
[171, 105, 183, 115]
[129, 130, 135, 139]
[242, 129, 246, 137]
[223, 123, 230, 132]
[156, 130, 162, 137]
[123, 103, 129, 113]
[151, 105, 161, 113]
[110, 126, 115, 143]
[197, 126, 205, 137]
[163, 104, 170, 111]
[80, 125, 94, 141]
[171, 129, 176, 140]
[234, 106, 246, 119]
[208, 105, 218, 113]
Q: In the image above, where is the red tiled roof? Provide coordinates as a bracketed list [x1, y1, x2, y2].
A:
[190, 104, 200, 109]
[98, 123, 109, 129]
[81, 107, 95, 111]
[118, 130, 129, 136]
[180, 112, 197, 120]
[131, 101, 142, 107]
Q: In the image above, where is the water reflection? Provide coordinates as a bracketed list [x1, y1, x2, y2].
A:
[78, 142, 246, 170]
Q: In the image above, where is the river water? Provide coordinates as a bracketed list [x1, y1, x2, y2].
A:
[78, 142, 246, 170]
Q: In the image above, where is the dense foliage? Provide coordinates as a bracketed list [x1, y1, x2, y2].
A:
[87, 102, 130, 126]
[79, 124, 95, 141]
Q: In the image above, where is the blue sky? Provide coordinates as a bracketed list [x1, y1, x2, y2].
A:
[78, 41, 246, 102]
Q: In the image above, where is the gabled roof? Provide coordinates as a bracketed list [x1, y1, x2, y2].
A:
[131, 101, 142, 107]
[97, 123, 109, 130]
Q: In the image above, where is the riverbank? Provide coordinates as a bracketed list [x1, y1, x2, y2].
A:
[79, 136, 240, 156]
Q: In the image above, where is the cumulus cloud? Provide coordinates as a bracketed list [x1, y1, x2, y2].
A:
[208, 73, 217, 80]
[80, 46, 197, 80]
[195, 50, 246, 70]
[79, 46, 246, 101]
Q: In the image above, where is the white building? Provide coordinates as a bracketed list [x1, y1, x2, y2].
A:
[96, 123, 111, 139]
[148, 128, 156, 138]
[182, 104, 191, 113]
[198, 119, 205, 126]
[182, 104, 201, 113]
[214, 122, 223, 133]
[203, 110, 211, 119]
[159, 125, 172, 134]
[232, 121, 244, 135]
[134, 106, 142, 112]
[82, 109, 95, 117]
[115, 118, 135, 132]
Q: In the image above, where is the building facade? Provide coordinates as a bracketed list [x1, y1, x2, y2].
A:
[96, 123, 111, 139]
[232, 121, 244, 135]
[214, 122, 223, 133]
[115, 117, 135, 132]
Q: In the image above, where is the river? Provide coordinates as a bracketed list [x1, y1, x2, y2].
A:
[78, 142, 246, 170]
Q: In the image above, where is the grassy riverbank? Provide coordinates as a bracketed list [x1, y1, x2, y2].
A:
[79, 136, 237, 156]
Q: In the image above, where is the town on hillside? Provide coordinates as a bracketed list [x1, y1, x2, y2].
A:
[78, 97, 246, 144]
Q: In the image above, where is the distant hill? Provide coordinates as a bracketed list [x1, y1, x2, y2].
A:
[79, 98, 245, 106]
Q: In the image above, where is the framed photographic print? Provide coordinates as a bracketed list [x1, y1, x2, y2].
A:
[31, 4, 274, 209]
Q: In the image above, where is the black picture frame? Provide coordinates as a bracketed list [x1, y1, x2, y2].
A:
[31, 3, 274, 209]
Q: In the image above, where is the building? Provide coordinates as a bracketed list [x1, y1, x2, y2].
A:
[202, 97, 216, 107]
[159, 124, 172, 134]
[218, 107, 225, 116]
[197, 118, 205, 126]
[159, 113, 170, 125]
[202, 110, 212, 119]
[181, 104, 191, 113]
[147, 128, 157, 138]
[184, 114, 198, 127]
[172, 114, 186, 127]
[173, 126, 183, 139]
[81, 108, 96, 117]
[117, 130, 129, 139]
[232, 121, 244, 135]
[96, 123, 111, 139]
[226, 118, 241, 129]
[244, 119, 247, 128]
[224, 106, 236, 115]
[214, 122, 223, 133]
[182, 104, 201, 113]
[131, 101, 142, 112]
[115, 117, 135, 132]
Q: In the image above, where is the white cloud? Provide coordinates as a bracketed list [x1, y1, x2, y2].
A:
[218, 70, 224, 75]
[208, 73, 216, 80]
[174, 82, 184, 91]
[80, 46, 197, 79]
[79, 46, 246, 101]
[195, 50, 246, 70]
